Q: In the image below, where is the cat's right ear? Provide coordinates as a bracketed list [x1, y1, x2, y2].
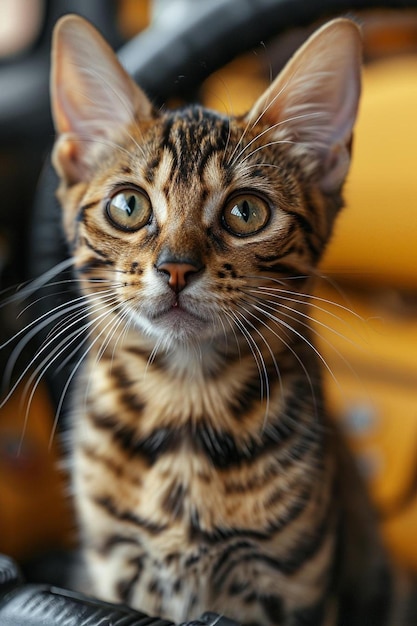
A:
[51, 15, 153, 184]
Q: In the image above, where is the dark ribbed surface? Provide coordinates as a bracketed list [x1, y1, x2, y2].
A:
[0, 555, 23, 598]
[0, 584, 174, 626]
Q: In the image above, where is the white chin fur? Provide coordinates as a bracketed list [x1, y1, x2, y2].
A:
[130, 308, 216, 346]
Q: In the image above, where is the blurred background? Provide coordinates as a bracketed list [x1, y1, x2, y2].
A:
[0, 0, 416, 586]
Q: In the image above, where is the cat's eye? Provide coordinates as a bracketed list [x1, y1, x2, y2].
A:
[106, 189, 152, 231]
[222, 194, 270, 237]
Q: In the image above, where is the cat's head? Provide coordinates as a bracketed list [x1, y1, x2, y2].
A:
[50, 15, 361, 350]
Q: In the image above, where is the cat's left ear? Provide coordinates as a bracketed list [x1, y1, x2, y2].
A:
[51, 14, 153, 184]
[247, 19, 362, 193]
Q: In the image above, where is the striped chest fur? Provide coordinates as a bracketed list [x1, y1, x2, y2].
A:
[74, 342, 335, 623]
[49, 14, 416, 626]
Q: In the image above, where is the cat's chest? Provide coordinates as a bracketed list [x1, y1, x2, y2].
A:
[73, 350, 333, 624]
[80, 344, 255, 428]
[124, 540, 271, 625]
[75, 435, 280, 623]
[74, 415, 282, 538]
[74, 349, 316, 537]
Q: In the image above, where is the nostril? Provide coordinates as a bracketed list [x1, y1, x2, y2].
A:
[156, 261, 202, 293]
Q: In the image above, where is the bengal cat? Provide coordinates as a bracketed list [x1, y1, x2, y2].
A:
[46, 14, 416, 626]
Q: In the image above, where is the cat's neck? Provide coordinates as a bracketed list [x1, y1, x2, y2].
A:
[117, 333, 242, 381]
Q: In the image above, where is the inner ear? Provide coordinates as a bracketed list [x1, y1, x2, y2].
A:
[247, 19, 362, 192]
[50, 14, 153, 184]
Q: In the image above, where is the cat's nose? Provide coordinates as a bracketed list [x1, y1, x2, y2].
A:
[156, 261, 201, 293]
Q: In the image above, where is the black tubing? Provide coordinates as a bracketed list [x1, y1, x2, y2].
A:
[118, 0, 417, 103]
[0, 584, 169, 626]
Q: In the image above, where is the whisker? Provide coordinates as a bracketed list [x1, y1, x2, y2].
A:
[17, 277, 120, 317]
[145, 336, 164, 374]
[222, 116, 232, 168]
[93, 302, 132, 368]
[245, 288, 365, 345]
[216, 310, 230, 354]
[63, 134, 134, 159]
[242, 163, 281, 171]
[54, 295, 122, 378]
[80, 303, 134, 416]
[226, 110, 257, 168]
[218, 307, 242, 360]
[234, 299, 319, 423]
[236, 139, 296, 167]
[225, 71, 295, 167]
[224, 309, 269, 413]
[1, 292, 89, 352]
[1, 290, 117, 394]
[1, 292, 118, 407]
[245, 276, 364, 321]
[0, 258, 75, 310]
[247, 299, 344, 393]
[48, 305, 124, 449]
[236, 301, 282, 408]
[17, 303, 117, 453]
[248, 294, 366, 395]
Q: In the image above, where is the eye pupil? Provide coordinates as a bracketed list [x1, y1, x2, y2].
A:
[127, 195, 136, 215]
[241, 200, 250, 222]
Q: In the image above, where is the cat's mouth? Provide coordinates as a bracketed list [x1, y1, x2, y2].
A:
[145, 295, 212, 341]
[160, 299, 202, 321]
[131, 289, 219, 343]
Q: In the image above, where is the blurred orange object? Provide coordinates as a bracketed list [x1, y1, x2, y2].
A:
[0, 379, 73, 560]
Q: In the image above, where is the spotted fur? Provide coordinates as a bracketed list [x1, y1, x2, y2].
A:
[49, 15, 416, 626]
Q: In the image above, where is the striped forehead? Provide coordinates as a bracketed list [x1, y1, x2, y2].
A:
[147, 106, 231, 188]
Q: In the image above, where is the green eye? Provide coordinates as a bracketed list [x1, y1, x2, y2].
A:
[106, 189, 152, 231]
[222, 194, 270, 236]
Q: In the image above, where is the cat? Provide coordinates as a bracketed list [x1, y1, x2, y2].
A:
[45, 13, 416, 626]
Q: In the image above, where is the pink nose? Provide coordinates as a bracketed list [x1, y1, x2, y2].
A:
[157, 262, 200, 292]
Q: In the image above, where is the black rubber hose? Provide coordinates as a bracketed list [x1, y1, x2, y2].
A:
[118, 0, 417, 103]
[0, 584, 171, 626]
